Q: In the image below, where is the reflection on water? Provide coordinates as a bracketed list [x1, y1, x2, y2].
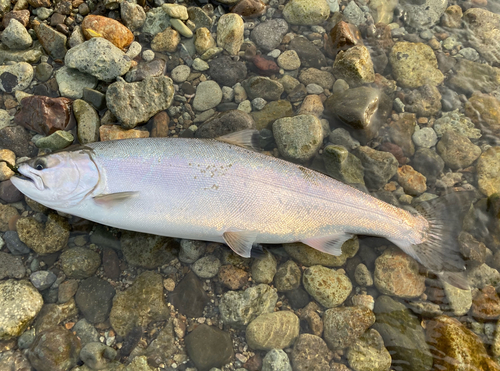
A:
[1, 0, 500, 370]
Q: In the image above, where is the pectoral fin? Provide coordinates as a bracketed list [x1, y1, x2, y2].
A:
[216, 130, 261, 151]
[93, 191, 138, 207]
[223, 229, 258, 258]
[301, 233, 354, 256]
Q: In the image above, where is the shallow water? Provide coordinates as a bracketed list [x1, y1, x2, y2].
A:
[1, 0, 500, 370]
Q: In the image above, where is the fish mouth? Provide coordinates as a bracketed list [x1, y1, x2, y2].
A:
[15, 165, 45, 190]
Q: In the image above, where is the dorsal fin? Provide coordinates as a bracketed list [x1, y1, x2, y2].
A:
[216, 130, 261, 151]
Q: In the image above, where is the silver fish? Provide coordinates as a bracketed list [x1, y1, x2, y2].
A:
[10, 132, 468, 288]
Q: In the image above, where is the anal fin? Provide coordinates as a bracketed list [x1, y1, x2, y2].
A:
[216, 130, 261, 151]
[301, 233, 354, 256]
[222, 229, 258, 258]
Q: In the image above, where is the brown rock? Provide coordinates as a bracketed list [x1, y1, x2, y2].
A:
[323, 306, 376, 349]
[194, 27, 215, 55]
[472, 285, 500, 321]
[231, 0, 266, 18]
[99, 124, 149, 141]
[426, 315, 500, 371]
[81, 15, 134, 49]
[397, 165, 427, 196]
[252, 55, 280, 76]
[102, 247, 121, 280]
[298, 94, 324, 117]
[324, 21, 362, 58]
[0, 180, 24, 203]
[0, 126, 37, 158]
[374, 247, 426, 298]
[465, 92, 500, 136]
[441, 5, 463, 28]
[2, 10, 30, 28]
[14, 96, 74, 135]
[151, 111, 170, 137]
[27, 0, 51, 7]
[291, 334, 332, 370]
[151, 27, 180, 53]
[218, 264, 249, 290]
[389, 112, 416, 157]
[0, 204, 19, 232]
[378, 142, 407, 165]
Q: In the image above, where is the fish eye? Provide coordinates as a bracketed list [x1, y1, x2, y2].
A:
[34, 159, 46, 171]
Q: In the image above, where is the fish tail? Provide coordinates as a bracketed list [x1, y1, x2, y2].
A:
[394, 192, 476, 290]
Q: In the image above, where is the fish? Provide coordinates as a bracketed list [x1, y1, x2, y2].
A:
[10, 131, 469, 289]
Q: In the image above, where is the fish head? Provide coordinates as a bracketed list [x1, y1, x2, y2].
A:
[11, 150, 100, 209]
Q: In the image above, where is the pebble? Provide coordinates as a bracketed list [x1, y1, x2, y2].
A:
[16, 214, 70, 254]
[80, 342, 117, 370]
[59, 247, 100, 279]
[463, 8, 500, 66]
[209, 56, 247, 87]
[187, 7, 213, 31]
[57, 279, 78, 303]
[0, 149, 15, 181]
[0, 279, 43, 340]
[192, 255, 221, 278]
[323, 306, 376, 349]
[374, 247, 425, 298]
[218, 264, 249, 290]
[465, 92, 500, 136]
[354, 263, 373, 286]
[389, 42, 444, 88]
[243, 76, 284, 101]
[217, 13, 244, 55]
[169, 271, 208, 318]
[347, 329, 392, 371]
[298, 67, 334, 90]
[193, 80, 223, 111]
[283, 0, 330, 26]
[220, 284, 277, 328]
[333, 45, 374, 87]
[162, 3, 188, 20]
[353, 146, 398, 190]
[277, 50, 300, 70]
[28, 326, 81, 371]
[289, 36, 327, 69]
[120, 1, 146, 31]
[195, 109, 255, 138]
[109, 271, 169, 336]
[477, 147, 500, 197]
[273, 114, 323, 163]
[291, 334, 331, 370]
[2, 19, 32, 50]
[99, 125, 149, 141]
[35, 22, 67, 59]
[185, 324, 233, 371]
[171, 18, 193, 38]
[274, 260, 301, 292]
[323, 145, 365, 185]
[75, 277, 115, 324]
[65, 37, 131, 82]
[246, 311, 300, 351]
[121, 232, 175, 269]
[29, 270, 56, 291]
[232, 0, 266, 18]
[192, 57, 209, 71]
[55, 66, 97, 99]
[412, 148, 444, 182]
[250, 18, 289, 52]
[106, 76, 174, 129]
[0, 62, 33, 93]
[397, 165, 427, 196]
[141, 6, 171, 36]
[449, 59, 500, 96]
[81, 15, 133, 50]
[436, 131, 481, 170]
[171, 64, 191, 83]
[3, 230, 30, 255]
[302, 265, 352, 308]
[434, 109, 481, 139]
[0, 251, 25, 279]
[262, 349, 292, 371]
[74, 99, 100, 144]
[251, 251, 277, 284]
[412, 127, 438, 148]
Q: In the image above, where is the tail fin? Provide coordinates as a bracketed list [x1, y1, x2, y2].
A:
[401, 191, 476, 290]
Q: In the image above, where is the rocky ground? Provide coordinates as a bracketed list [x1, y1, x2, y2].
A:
[2, 0, 500, 370]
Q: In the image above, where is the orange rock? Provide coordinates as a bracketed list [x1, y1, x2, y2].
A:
[81, 15, 134, 49]
[99, 124, 149, 141]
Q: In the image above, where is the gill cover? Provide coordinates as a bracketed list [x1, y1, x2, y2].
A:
[12, 149, 100, 209]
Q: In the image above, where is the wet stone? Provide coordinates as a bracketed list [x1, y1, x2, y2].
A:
[448, 59, 500, 96]
[477, 147, 500, 197]
[217, 13, 244, 55]
[412, 127, 438, 148]
[323, 145, 364, 185]
[187, 7, 213, 31]
[412, 148, 444, 183]
[80, 342, 117, 370]
[303, 266, 352, 308]
[60, 247, 101, 279]
[30, 270, 56, 291]
[289, 36, 327, 69]
[179, 239, 206, 263]
[195, 109, 255, 138]
[0, 62, 33, 93]
[401, 0, 448, 30]
[332, 45, 374, 87]
[106, 76, 174, 129]
[70, 320, 98, 347]
[141, 6, 171, 35]
[2, 19, 32, 50]
[290, 334, 330, 370]
[463, 8, 500, 66]
[471, 285, 500, 321]
[35, 130, 74, 151]
[55, 66, 97, 99]
[404, 84, 442, 117]
[298, 68, 334, 90]
[192, 255, 221, 279]
[283, 0, 329, 26]
[273, 114, 323, 163]
[2, 10, 30, 28]
[102, 247, 120, 280]
[346, 329, 391, 371]
[250, 18, 288, 52]
[110, 271, 169, 336]
[3, 230, 30, 255]
[120, 1, 146, 31]
[144, 318, 176, 367]
[35, 23, 67, 60]
[251, 251, 277, 284]
[0, 180, 23, 203]
[14, 95, 73, 135]
[243, 76, 284, 101]
[465, 92, 500, 137]
[0, 279, 43, 340]
[193, 80, 223, 111]
[75, 277, 116, 324]
[185, 324, 234, 371]
[57, 279, 78, 303]
[74, 99, 99, 144]
[81, 14, 134, 50]
[99, 125, 149, 141]
[218, 264, 248, 290]
[263, 349, 292, 371]
[284, 238, 358, 267]
[151, 27, 180, 53]
[220, 284, 277, 327]
[397, 165, 427, 196]
[246, 311, 300, 351]
[353, 146, 398, 190]
[121, 232, 176, 269]
[436, 131, 481, 170]
[28, 326, 81, 371]
[169, 271, 209, 318]
[0, 251, 25, 279]
[274, 260, 301, 292]
[16, 214, 70, 255]
[323, 306, 375, 350]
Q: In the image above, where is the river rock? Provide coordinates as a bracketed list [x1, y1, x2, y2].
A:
[246, 311, 300, 351]
[389, 113, 415, 157]
[448, 59, 500, 96]
[289, 36, 327, 69]
[250, 18, 289, 52]
[283, 0, 329, 25]
[426, 315, 500, 371]
[465, 92, 500, 136]
[436, 131, 481, 170]
[298, 67, 334, 90]
[332, 46, 374, 87]
[263, 349, 292, 371]
[0, 251, 25, 279]
[16, 214, 70, 254]
[34, 130, 73, 150]
[323, 306, 375, 350]
[0, 279, 43, 340]
[28, 326, 81, 371]
[120, 1, 146, 31]
[141, 6, 171, 35]
[75, 277, 116, 324]
[74, 99, 99, 144]
[323, 145, 364, 185]
[81, 15, 133, 49]
[106, 75, 174, 128]
[273, 114, 323, 163]
[192, 80, 223, 111]
[477, 147, 500, 197]
[274, 260, 302, 292]
[65, 37, 131, 82]
[251, 99, 293, 130]
[109, 271, 169, 336]
[243, 76, 284, 101]
[389, 42, 444, 88]
[60, 247, 101, 279]
[34, 23, 67, 60]
[185, 324, 234, 371]
[400, 0, 447, 30]
[353, 146, 398, 190]
[55, 66, 97, 99]
[303, 265, 352, 308]
[251, 251, 277, 284]
[121, 232, 176, 268]
[463, 8, 500, 66]
[347, 329, 392, 371]
[290, 334, 331, 370]
[397, 165, 427, 196]
[217, 13, 243, 55]
[80, 342, 117, 370]
[434, 109, 481, 139]
[219, 284, 277, 327]
[373, 295, 432, 371]
[195, 110, 255, 138]
[2, 19, 32, 50]
[0, 61, 33, 93]
[284, 238, 358, 267]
